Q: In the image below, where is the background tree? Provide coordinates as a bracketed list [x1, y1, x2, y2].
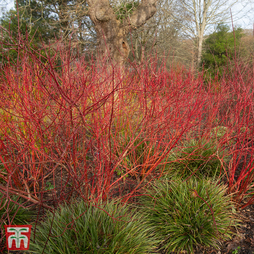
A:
[87, 0, 158, 63]
[127, 0, 182, 65]
[0, 0, 199, 66]
[174, 0, 250, 67]
[2, 0, 252, 66]
[35, 0, 89, 45]
[0, 0, 96, 54]
[0, 0, 58, 65]
[201, 23, 243, 78]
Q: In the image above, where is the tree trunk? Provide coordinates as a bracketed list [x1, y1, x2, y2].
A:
[89, 7, 130, 63]
[191, 0, 211, 67]
[87, 0, 158, 64]
[197, 34, 203, 66]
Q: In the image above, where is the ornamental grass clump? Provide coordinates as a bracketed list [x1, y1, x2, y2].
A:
[140, 177, 238, 254]
[167, 137, 227, 178]
[29, 200, 157, 254]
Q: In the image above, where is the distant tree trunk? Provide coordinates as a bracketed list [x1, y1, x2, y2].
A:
[87, 0, 158, 64]
[193, 0, 209, 66]
[196, 9, 207, 66]
[197, 33, 204, 66]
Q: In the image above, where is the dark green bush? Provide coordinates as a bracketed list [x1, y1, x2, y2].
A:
[29, 200, 157, 254]
[140, 177, 238, 253]
[201, 23, 243, 79]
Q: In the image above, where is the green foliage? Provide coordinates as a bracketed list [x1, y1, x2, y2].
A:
[29, 200, 157, 254]
[3, 0, 58, 41]
[0, 193, 34, 225]
[210, 126, 229, 140]
[0, 0, 58, 65]
[232, 246, 241, 254]
[201, 23, 243, 79]
[167, 137, 227, 178]
[140, 177, 238, 254]
[113, 1, 139, 21]
[0, 163, 6, 185]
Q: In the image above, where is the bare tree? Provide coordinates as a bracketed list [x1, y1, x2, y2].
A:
[127, 0, 181, 64]
[87, 0, 158, 63]
[36, 0, 89, 40]
[2, 0, 159, 61]
[175, 0, 250, 66]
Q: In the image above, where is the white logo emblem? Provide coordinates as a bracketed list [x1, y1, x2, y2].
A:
[7, 227, 29, 248]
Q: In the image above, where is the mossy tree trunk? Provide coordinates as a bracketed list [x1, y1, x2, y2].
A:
[87, 0, 158, 64]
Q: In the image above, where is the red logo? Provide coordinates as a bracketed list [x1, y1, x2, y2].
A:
[4, 225, 32, 250]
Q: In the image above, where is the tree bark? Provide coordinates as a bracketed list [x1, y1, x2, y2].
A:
[87, 0, 158, 63]
[195, 0, 210, 66]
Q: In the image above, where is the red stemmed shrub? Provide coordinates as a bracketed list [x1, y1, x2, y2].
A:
[0, 41, 209, 207]
[0, 38, 254, 204]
